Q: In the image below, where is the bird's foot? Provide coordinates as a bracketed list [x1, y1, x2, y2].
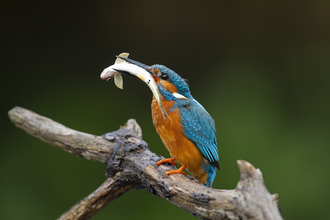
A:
[156, 158, 177, 166]
[165, 165, 187, 176]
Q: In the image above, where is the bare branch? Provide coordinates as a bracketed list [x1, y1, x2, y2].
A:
[8, 106, 283, 220]
[8, 106, 111, 162]
[57, 173, 134, 220]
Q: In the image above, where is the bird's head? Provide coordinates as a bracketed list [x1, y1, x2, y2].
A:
[149, 64, 192, 101]
[118, 56, 192, 101]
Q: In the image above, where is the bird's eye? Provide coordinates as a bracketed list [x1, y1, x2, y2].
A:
[161, 73, 168, 80]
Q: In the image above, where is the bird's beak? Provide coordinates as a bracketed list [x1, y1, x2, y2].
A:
[115, 56, 160, 83]
[115, 56, 153, 74]
[103, 55, 169, 119]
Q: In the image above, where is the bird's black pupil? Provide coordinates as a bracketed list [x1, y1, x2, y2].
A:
[161, 73, 168, 80]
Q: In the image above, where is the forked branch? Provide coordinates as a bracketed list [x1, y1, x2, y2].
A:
[8, 106, 282, 220]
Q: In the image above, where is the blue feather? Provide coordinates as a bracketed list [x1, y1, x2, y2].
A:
[176, 99, 219, 165]
[203, 162, 217, 187]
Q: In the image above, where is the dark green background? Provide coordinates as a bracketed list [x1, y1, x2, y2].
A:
[1, 1, 330, 219]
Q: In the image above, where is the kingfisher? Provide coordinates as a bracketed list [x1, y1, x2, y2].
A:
[102, 55, 220, 187]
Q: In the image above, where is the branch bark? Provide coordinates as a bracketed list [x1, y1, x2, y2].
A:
[8, 106, 283, 220]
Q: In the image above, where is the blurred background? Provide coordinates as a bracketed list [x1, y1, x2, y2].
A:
[1, 1, 330, 219]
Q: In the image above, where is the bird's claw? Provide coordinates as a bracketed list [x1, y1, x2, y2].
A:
[165, 170, 186, 175]
[156, 158, 177, 166]
[165, 165, 187, 176]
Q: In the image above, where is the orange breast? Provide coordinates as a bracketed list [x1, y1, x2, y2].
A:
[151, 96, 209, 184]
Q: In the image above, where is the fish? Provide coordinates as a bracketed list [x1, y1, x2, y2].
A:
[100, 52, 129, 89]
[100, 53, 169, 119]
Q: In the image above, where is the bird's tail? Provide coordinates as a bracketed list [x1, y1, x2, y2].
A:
[205, 164, 217, 187]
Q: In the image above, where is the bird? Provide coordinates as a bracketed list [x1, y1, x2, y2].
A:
[113, 56, 220, 187]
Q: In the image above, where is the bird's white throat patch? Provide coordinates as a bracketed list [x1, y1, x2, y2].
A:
[172, 92, 188, 100]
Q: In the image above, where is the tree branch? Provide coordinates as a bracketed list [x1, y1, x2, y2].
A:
[57, 173, 134, 220]
[8, 106, 283, 220]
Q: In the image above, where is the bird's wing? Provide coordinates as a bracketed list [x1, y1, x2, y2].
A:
[176, 99, 219, 165]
